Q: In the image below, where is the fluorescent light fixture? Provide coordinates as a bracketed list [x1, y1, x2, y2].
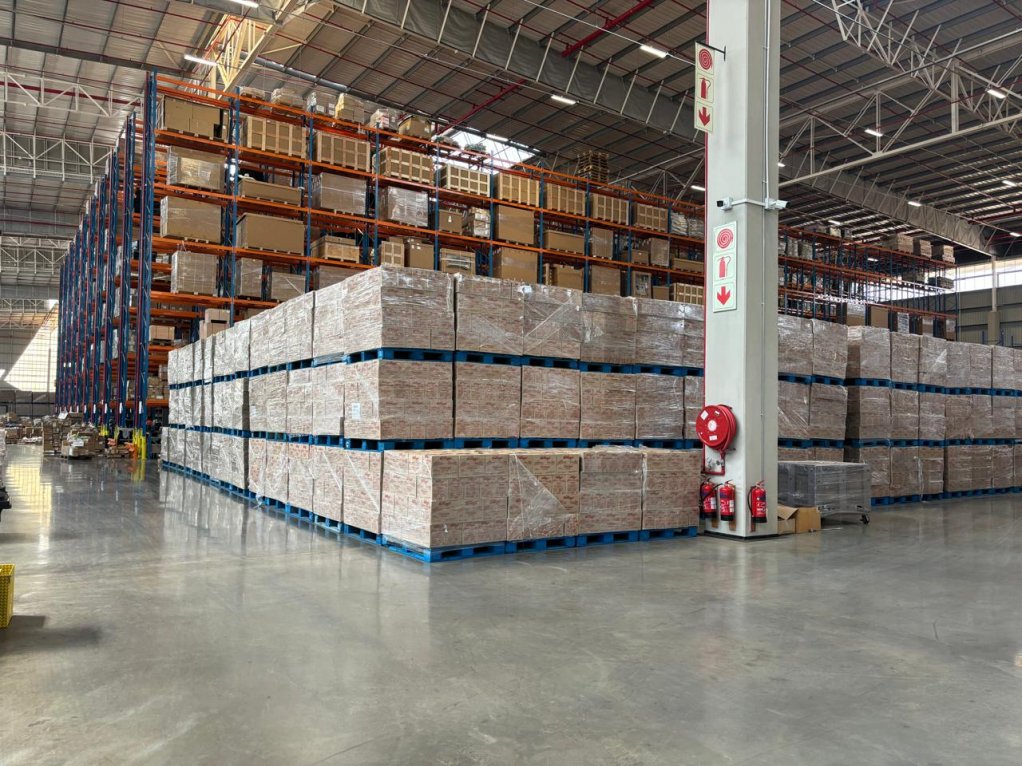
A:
[690, 184, 706, 192]
[228, 0, 259, 7]
[184, 54, 217, 67]
[550, 94, 577, 106]
[827, 219, 842, 226]
[864, 127, 884, 137]
[1004, 179, 1018, 187]
[639, 44, 669, 59]
[867, 257, 878, 263]
[987, 88, 1007, 99]
[907, 200, 922, 207]
[777, 161, 786, 168]
[485, 133, 508, 143]
[1012, 232, 1021, 237]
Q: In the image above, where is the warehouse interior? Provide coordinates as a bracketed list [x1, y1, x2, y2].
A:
[2, 1, 1022, 763]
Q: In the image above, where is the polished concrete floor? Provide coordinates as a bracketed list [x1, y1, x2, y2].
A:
[1, 445, 1020, 765]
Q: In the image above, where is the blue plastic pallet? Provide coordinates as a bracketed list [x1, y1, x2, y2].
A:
[892, 381, 916, 390]
[517, 438, 578, 448]
[633, 364, 690, 377]
[778, 438, 812, 448]
[578, 361, 634, 373]
[916, 384, 945, 393]
[634, 439, 698, 449]
[577, 439, 633, 448]
[347, 347, 454, 363]
[846, 378, 892, 388]
[847, 439, 893, 447]
[576, 530, 641, 547]
[810, 439, 845, 448]
[991, 388, 1019, 397]
[778, 373, 812, 384]
[311, 352, 346, 368]
[344, 523, 384, 544]
[812, 375, 844, 386]
[454, 350, 519, 366]
[917, 440, 944, 447]
[638, 526, 698, 541]
[947, 387, 989, 395]
[504, 535, 577, 553]
[344, 437, 448, 451]
[311, 434, 344, 446]
[451, 437, 518, 448]
[382, 537, 507, 563]
[520, 356, 577, 370]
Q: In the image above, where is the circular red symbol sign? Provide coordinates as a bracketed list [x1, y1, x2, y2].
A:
[716, 228, 734, 249]
[698, 48, 713, 72]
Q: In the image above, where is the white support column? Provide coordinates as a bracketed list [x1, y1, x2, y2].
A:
[704, 0, 780, 538]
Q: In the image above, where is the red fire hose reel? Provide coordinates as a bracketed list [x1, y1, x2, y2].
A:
[695, 404, 737, 475]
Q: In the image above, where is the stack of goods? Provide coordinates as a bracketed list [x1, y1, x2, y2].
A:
[575, 150, 609, 183]
[170, 250, 216, 295]
[61, 425, 104, 458]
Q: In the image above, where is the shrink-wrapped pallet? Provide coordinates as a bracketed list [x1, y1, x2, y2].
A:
[580, 294, 636, 364]
[580, 372, 636, 441]
[889, 446, 921, 497]
[968, 344, 993, 389]
[166, 146, 222, 192]
[1014, 444, 1022, 487]
[918, 446, 944, 495]
[520, 367, 580, 439]
[681, 304, 704, 369]
[845, 386, 891, 440]
[312, 279, 345, 360]
[944, 342, 970, 388]
[508, 450, 580, 540]
[991, 346, 1015, 389]
[236, 258, 263, 299]
[454, 363, 521, 438]
[641, 449, 700, 530]
[249, 370, 288, 434]
[263, 439, 289, 504]
[523, 285, 582, 360]
[635, 374, 686, 440]
[185, 430, 203, 473]
[212, 378, 248, 431]
[201, 383, 214, 429]
[343, 450, 381, 532]
[991, 395, 1015, 439]
[283, 292, 314, 365]
[579, 447, 643, 533]
[168, 391, 187, 429]
[890, 333, 919, 384]
[808, 383, 847, 441]
[345, 360, 453, 440]
[778, 381, 810, 440]
[890, 388, 919, 441]
[918, 392, 946, 441]
[170, 249, 217, 295]
[455, 275, 525, 355]
[810, 319, 848, 379]
[918, 336, 948, 387]
[847, 326, 891, 380]
[311, 446, 344, 523]
[286, 368, 314, 435]
[311, 364, 345, 436]
[970, 395, 992, 439]
[684, 376, 704, 439]
[778, 446, 812, 462]
[634, 298, 687, 367]
[379, 187, 428, 227]
[777, 315, 813, 376]
[945, 445, 990, 492]
[311, 172, 367, 215]
[844, 445, 891, 498]
[161, 199, 221, 243]
[287, 442, 315, 511]
[813, 447, 844, 463]
[247, 438, 266, 499]
[381, 450, 509, 547]
[991, 444, 1014, 490]
[249, 303, 288, 369]
[343, 267, 455, 354]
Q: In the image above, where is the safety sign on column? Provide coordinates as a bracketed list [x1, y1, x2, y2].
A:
[694, 43, 714, 134]
[711, 223, 737, 312]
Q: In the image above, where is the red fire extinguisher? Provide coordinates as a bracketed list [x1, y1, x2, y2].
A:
[718, 482, 736, 521]
[749, 482, 768, 524]
[699, 480, 718, 519]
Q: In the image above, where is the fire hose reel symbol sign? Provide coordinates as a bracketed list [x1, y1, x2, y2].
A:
[698, 47, 714, 72]
[716, 227, 734, 250]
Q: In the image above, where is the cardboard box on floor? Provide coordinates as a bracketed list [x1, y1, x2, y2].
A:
[776, 504, 821, 535]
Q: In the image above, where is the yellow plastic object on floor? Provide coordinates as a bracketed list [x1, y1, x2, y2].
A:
[0, 564, 13, 628]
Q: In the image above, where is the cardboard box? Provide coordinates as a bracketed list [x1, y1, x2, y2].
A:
[579, 448, 643, 533]
[635, 374, 686, 439]
[236, 213, 305, 254]
[311, 172, 367, 215]
[269, 270, 304, 302]
[440, 249, 474, 276]
[160, 197, 221, 242]
[869, 306, 890, 329]
[398, 115, 432, 139]
[543, 264, 584, 291]
[379, 187, 428, 227]
[634, 298, 691, 367]
[581, 293, 636, 364]
[591, 193, 628, 225]
[495, 173, 540, 206]
[243, 116, 306, 158]
[378, 146, 433, 183]
[524, 284, 583, 359]
[311, 363, 345, 436]
[315, 266, 360, 290]
[590, 228, 614, 259]
[311, 235, 360, 263]
[495, 205, 535, 245]
[543, 230, 584, 253]
[641, 449, 700, 530]
[456, 275, 525, 355]
[520, 367, 580, 438]
[462, 207, 490, 238]
[648, 239, 670, 267]
[493, 248, 538, 283]
[236, 259, 263, 298]
[440, 166, 489, 196]
[454, 362, 521, 438]
[159, 96, 221, 139]
[589, 264, 621, 296]
[310, 445, 344, 523]
[437, 207, 461, 233]
[776, 505, 820, 534]
[314, 133, 370, 170]
[545, 184, 585, 216]
[205, 308, 229, 323]
[580, 372, 636, 440]
[809, 382, 848, 441]
[405, 240, 434, 270]
[508, 451, 580, 540]
[378, 240, 404, 267]
[170, 250, 216, 295]
[239, 177, 302, 206]
[345, 359, 453, 440]
[166, 147, 223, 191]
[344, 451, 383, 533]
[634, 203, 668, 232]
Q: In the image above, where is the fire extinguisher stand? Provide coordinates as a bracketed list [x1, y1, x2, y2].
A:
[700, 0, 781, 538]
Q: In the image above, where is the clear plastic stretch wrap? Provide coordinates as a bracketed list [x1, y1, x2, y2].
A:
[1015, 444, 1022, 488]
[339, 450, 384, 533]
[684, 376, 704, 440]
[269, 270, 305, 303]
[169, 389, 186, 427]
[581, 294, 637, 364]
[918, 392, 946, 441]
[777, 381, 810, 440]
[508, 450, 580, 540]
[164, 427, 184, 466]
[343, 266, 455, 354]
[167, 347, 183, 385]
[523, 285, 583, 360]
[778, 460, 871, 511]
[184, 387, 200, 428]
[236, 258, 263, 298]
[777, 315, 813, 376]
[944, 394, 971, 440]
[311, 364, 345, 436]
[520, 367, 580, 439]
[170, 249, 217, 295]
[199, 432, 212, 476]
[233, 319, 251, 373]
[969, 395, 992, 440]
[286, 368, 314, 435]
[890, 388, 920, 441]
[262, 439, 289, 504]
[455, 275, 525, 355]
[634, 298, 686, 367]
[810, 319, 848, 379]
[166, 146, 223, 191]
[312, 279, 345, 360]
[579, 447, 643, 533]
[635, 374, 686, 440]
[918, 336, 948, 387]
[454, 363, 521, 438]
[201, 384, 214, 429]
[345, 359, 453, 440]
[311, 445, 344, 523]
[1016, 398, 1022, 439]
[212, 378, 249, 431]
[248, 370, 288, 434]
[287, 442, 315, 511]
[918, 446, 944, 495]
[212, 324, 234, 378]
[968, 343, 993, 389]
[991, 346, 1015, 389]
[185, 430, 203, 472]
[249, 303, 288, 370]
[778, 446, 811, 462]
[847, 326, 891, 380]
[311, 172, 367, 215]
[889, 447, 921, 497]
[282, 292, 314, 365]
[381, 450, 508, 548]
[944, 342, 970, 388]
[889, 333, 920, 384]
[202, 337, 214, 382]
[680, 303, 705, 369]
[580, 372, 636, 440]
[843, 446, 891, 498]
[247, 438, 265, 499]
[641, 449, 700, 530]
[191, 341, 204, 384]
[991, 395, 1015, 439]
[944, 445, 992, 492]
[991, 444, 1013, 490]
[161, 198, 221, 243]
[812, 446, 843, 462]
[808, 383, 847, 441]
[379, 187, 429, 227]
[845, 386, 891, 440]
[1015, 347, 1022, 387]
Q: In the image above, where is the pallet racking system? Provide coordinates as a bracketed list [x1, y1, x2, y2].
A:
[55, 72, 952, 453]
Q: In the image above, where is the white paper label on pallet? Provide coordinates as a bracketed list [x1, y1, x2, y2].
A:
[349, 402, 361, 421]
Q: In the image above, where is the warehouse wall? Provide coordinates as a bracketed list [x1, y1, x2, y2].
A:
[0, 326, 58, 417]
[898, 286, 1022, 346]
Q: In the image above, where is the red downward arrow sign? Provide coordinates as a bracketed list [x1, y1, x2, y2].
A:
[716, 285, 732, 305]
[700, 79, 709, 99]
[698, 106, 711, 125]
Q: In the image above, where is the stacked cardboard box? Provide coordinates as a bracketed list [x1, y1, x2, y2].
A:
[310, 364, 345, 436]
[344, 451, 383, 533]
[778, 382, 810, 440]
[641, 450, 700, 529]
[543, 230, 585, 253]
[809, 383, 847, 441]
[635, 374, 686, 439]
[160, 197, 221, 242]
[379, 187, 428, 227]
[579, 448, 642, 532]
[590, 228, 614, 259]
[455, 276, 525, 355]
[889, 447, 921, 497]
[345, 360, 453, 439]
[243, 116, 306, 158]
[314, 133, 370, 171]
[495, 173, 540, 206]
[239, 178, 302, 206]
[580, 373, 635, 440]
[634, 203, 668, 232]
[591, 193, 628, 225]
[508, 451, 579, 540]
[159, 97, 221, 138]
[918, 446, 944, 495]
[439, 249, 474, 276]
[889, 333, 919, 384]
[891, 389, 920, 441]
[495, 205, 535, 245]
[847, 326, 891, 379]
[311, 235, 360, 263]
[167, 147, 223, 191]
[270, 270, 304, 302]
[544, 264, 584, 291]
[378, 147, 433, 183]
[287, 442, 315, 511]
[493, 248, 537, 283]
[845, 445, 891, 498]
[454, 363, 520, 438]
[918, 336, 948, 387]
[991, 444, 1014, 490]
[286, 368, 315, 434]
[944, 445, 991, 492]
[777, 315, 813, 376]
[249, 370, 288, 433]
[311, 445, 344, 523]
[520, 367, 580, 439]
[237, 213, 305, 254]
[545, 184, 585, 215]
[589, 265, 621, 296]
[170, 250, 216, 295]
[581, 294, 636, 364]
[311, 173, 366, 214]
[684, 376, 704, 440]
[462, 207, 490, 238]
[523, 285, 582, 359]
[846, 386, 891, 440]
[439, 165, 489, 196]
[236, 259, 263, 298]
